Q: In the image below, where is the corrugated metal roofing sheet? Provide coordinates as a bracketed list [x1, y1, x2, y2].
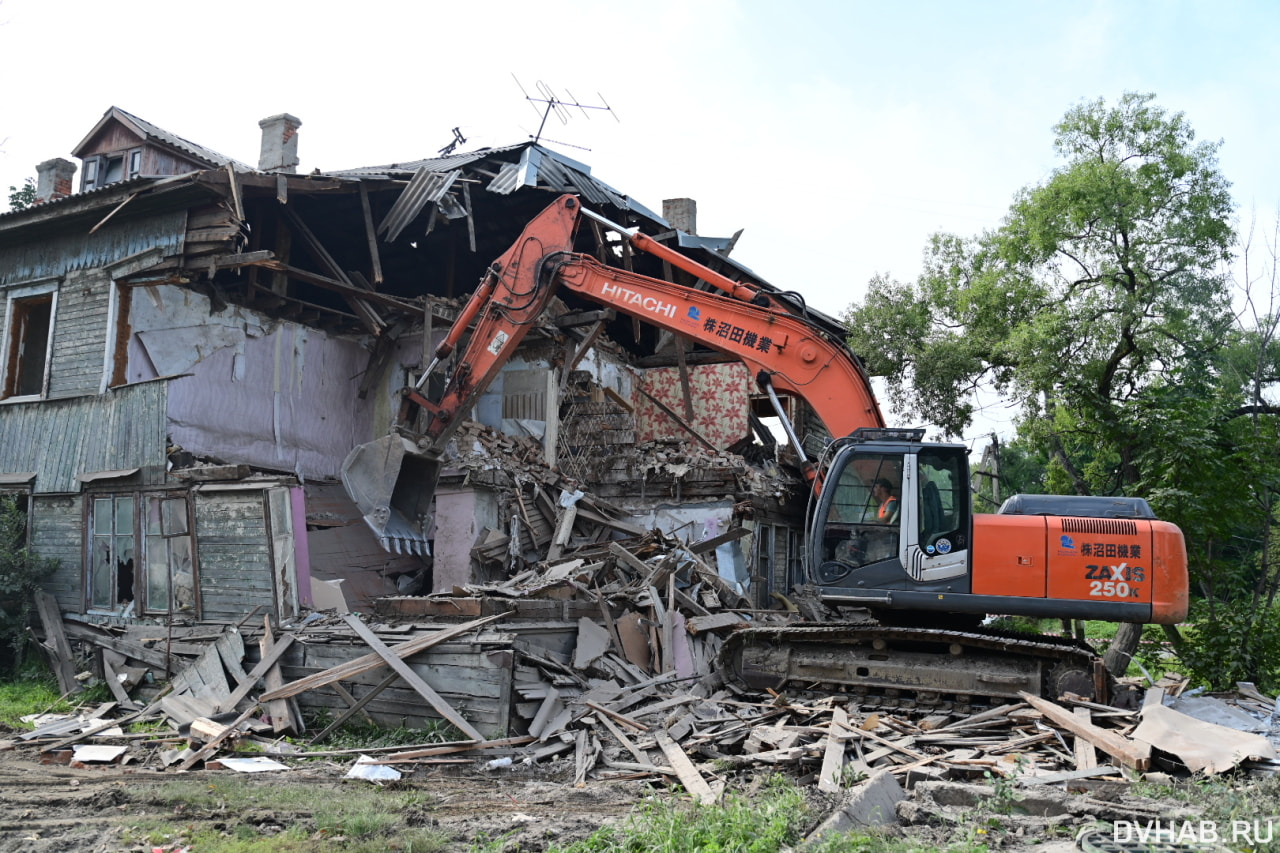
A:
[327, 143, 531, 177]
[377, 167, 460, 242]
[92, 107, 251, 170]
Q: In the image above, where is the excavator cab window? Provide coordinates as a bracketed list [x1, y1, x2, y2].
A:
[822, 453, 904, 572]
[915, 448, 969, 556]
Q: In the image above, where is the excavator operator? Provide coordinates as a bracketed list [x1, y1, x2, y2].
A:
[872, 478, 899, 524]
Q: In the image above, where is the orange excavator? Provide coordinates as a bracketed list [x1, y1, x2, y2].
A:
[342, 194, 1188, 705]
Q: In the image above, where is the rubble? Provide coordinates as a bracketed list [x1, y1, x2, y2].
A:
[12, 423, 1278, 838]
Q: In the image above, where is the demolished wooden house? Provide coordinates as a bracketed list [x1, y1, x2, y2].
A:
[2, 106, 839, 728]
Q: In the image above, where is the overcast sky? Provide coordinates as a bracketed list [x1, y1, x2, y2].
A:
[2, 0, 1277, 441]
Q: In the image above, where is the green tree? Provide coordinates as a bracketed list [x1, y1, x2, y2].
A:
[0, 496, 60, 676]
[844, 92, 1243, 675]
[7, 177, 35, 211]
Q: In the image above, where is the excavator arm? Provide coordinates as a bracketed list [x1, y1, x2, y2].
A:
[343, 194, 883, 550]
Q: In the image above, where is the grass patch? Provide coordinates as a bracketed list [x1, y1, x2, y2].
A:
[1134, 774, 1280, 837]
[126, 779, 445, 853]
[306, 712, 464, 750]
[547, 776, 992, 853]
[0, 669, 77, 728]
[552, 776, 807, 853]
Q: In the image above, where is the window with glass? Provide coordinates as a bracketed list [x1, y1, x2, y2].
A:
[916, 448, 969, 553]
[87, 492, 196, 615]
[821, 452, 903, 573]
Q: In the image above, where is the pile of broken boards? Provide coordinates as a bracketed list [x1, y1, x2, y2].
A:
[15, 569, 1280, 812]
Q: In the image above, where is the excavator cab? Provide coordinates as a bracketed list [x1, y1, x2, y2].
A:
[809, 429, 973, 597]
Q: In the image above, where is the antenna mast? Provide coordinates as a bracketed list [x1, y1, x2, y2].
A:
[512, 75, 619, 149]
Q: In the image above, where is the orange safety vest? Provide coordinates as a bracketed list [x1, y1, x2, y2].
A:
[878, 495, 898, 521]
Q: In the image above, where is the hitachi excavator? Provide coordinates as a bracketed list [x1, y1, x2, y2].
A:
[342, 194, 1189, 707]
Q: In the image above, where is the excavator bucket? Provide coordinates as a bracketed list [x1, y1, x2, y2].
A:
[340, 435, 441, 555]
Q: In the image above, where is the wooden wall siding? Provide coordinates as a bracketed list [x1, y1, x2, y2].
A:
[0, 210, 186, 287]
[194, 491, 275, 622]
[274, 640, 514, 734]
[47, 269, 111, 398]
[141, 148, 203, 178]
[0, 381, 167, 493]
[30, 495, 85, 612]
[80, 124, 145, 157]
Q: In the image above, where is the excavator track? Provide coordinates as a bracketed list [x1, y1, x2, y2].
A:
[720, 623, 1106, 709]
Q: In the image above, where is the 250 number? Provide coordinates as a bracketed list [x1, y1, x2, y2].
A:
[1089, 580, 1136, 598]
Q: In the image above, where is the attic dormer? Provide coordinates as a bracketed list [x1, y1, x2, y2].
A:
[70, 106, 246, 193]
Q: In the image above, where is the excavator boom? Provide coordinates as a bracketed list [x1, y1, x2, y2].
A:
[342, 194, 1190, 704]
[342, 194, 882, 549]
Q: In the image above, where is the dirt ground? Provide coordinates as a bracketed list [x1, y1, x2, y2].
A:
[0, 747, 655, 852]
[0, 743, 1254, 853]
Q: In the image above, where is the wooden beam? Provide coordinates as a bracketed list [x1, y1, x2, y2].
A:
[674, 336, 696, 421]
[656, 730, 717, 805]
[225, 163, 244, 221]
[215, 633, 296, 713]
[89, 192, 140, 235]
[1072, 707, 1098, 770]
[340, 614, 484, 741]
[358, 182, 384, 287]
[257, 261, 418, 312]
[211, 250, 275, 270]
[819, 706, 852, 793]
[1019, 692, 1150, 771]
[260, 618, 295, 734]
[559, 319, 607, 394]
[311, 670, 399, 742]
[281, 206, 385, 333]
[34, 592, 78, 695]
[177, 702, 260, 771]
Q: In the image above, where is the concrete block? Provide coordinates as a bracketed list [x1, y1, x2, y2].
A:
[803, 769, 904, 848]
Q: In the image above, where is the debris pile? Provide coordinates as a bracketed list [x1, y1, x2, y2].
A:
[10, 425, 1278, 833]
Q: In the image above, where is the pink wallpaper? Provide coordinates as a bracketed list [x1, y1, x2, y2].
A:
[636, 363, 750, 449]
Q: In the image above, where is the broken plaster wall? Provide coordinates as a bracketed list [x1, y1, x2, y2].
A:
[622, 499, 751, 594]
[432, 480, 500, 593]
[129, 284, 376, 479]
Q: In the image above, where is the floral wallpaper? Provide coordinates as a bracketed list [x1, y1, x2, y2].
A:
[636, 363, 750, 449]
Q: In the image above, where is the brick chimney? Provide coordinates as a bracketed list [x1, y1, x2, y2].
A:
[663, 198, 697, 235]
[258, 113, 302, 173]
[35, 158, 76, 203]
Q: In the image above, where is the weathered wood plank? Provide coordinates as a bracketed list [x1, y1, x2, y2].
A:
[34, 591, 78, 695]
[1019, 692, 1150, 771]
[341, 613, 484, 741]
[259, 612, 510, 702]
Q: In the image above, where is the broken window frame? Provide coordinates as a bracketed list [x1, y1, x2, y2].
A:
[102, 280, 133, 390]
[84, 490, 199, 617]
[1, 278, 59, 402]
[81, 147, 143, 192]
[265, 486, 300, 621]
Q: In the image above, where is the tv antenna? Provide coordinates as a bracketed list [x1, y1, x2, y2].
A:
[512, 75, 618, 149]
[437, 127, 467, 156]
